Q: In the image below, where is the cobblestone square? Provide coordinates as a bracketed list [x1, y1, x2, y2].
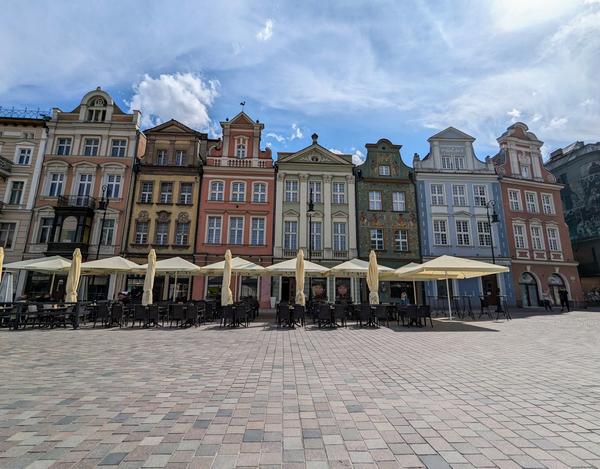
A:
[1, 311, 599, 468]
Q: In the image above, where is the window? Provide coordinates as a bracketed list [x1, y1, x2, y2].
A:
[547, 227, 560, 251]
[140, 181, 153, 203]
[8, 181, 24, 205]
[369, 191, 382, 210]
[442, 156, 464, 169]
[157, 150, 168, 166]
[105, 174, 121, 199]
[452, 185, 467, 206]
[135, 221, 149, 244]
[235, 137, 247, 158]
[525, 191, 538, 213]
[251, 218, 265, 246]
[160, 182, 173, 204]
[513, 224, 527, 249]
[17, 148, 32, 165]
[520, 164, 530, 178]
[433, 219, 448, 245]
[155, 222, 169, 245]
[38, 217, 54, 243]
[541, 194, 554, 214]
[77, 174, 93, 196]
[309, 180, 322, 203]
[252, 183, 267, 203]
[332, 182, 345, 204]
[456, 220, 471, 245]
[231, 182, 246, 202]
[175, 150, 186, 166]
[283, 221, 298, 250]
[209, 181, 224, 201]
[431, 184, 445, 205]
[310, 221, 322, 250]
[392, 192, 405, 212]
[477, 221, 491, 247]
[473, 185, 487, 207]
[394, 230, 408, 251]
[530, 225, 544, 250]
[110, 139, 127, 157]
[56, 138, 72, 156]
[100, 219, 115, 245]
[83, 138, 100, 156]
[48, 173, 64, 197]
[179, 183, 193, 204]
[333, 222, 347, 251]
[370, 229, 384, 250]
[175, 222, 190, 245]
[206, 217, 222, 244]
[379, 165, 390, 176]
[228, 217, 244, 245]
[508, 190, 521, 211]
[284, 180, 299, 202]
[442, 157, 453, 170]
[454, 157, 465, 170]
[0, 223, 16, 249]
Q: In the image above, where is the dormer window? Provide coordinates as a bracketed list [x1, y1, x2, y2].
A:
[520, 164, 531, 178]
[379, 165, 390, 176]
[235, 137, 248, 159]
[87, 96, 107, 122]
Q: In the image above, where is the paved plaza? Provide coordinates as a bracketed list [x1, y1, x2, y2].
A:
[1, 311, 600, 469]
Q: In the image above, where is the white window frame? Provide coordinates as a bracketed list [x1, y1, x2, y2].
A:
[333, 222, 347, 251]
[235, 136, 248, 158]
[0, 222, 18, 250]
[392, 192, 405, 212]
[541, 193, 554, 214]
[156, 149, 168, 166]
[231, 181, 246, 202]
[379, 165, 390, 176]
[370, 229, 384, 251]
[155, 221, 170, 246]
[175, 222, 190, 246]
[228, 216, 244, 245]
[547, 226, 561, 251]
[83, 137, 100, 157]
[159, 182, 173, 204]
[250, 217, 266, 246]
[508, 189, 522, 211]
[431, 184, 445, 206]
[206, 216, 222, 244]
[513, 223, 527, 249]
[394, 229, 409, 251]
[175, 150, 186, 166]
[209, 180, 224, 201]
[105, 174, 122, 199]
[179, 183, 193, 205]
[100, 219, 116, 246]
[433, 219, 448, 246]
[283, 220, 298, 250]
[15, 146, 33, 165]
[308, 180, 322, 203]
[140, 181, 153, 203]
[369, 191, 382, 210]
[56, 137, 72, 156]
[477, 220, 492, 247]
[252, 182, 267, 203]
[473, 185, 487, 207]
[110, 139, 127, 157]
[525, 191, 538, 213]
[310, 221, 322, 251]
[135, 221, 149, 244]
[47, 173, 65, 197]
[455, 219, 471, 246]
[452, 184, 467, 207]
[530, 225, 544, 251]
[7, 180, 25, 205]
[332, 182, 346, 204]
[284, 180, 299, 202]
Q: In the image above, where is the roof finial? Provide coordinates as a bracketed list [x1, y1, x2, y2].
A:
[240, 101, 246, 112]
[311, 133, 318, 144]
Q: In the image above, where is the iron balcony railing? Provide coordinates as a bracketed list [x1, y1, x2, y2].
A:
[57, 195, 97, 210]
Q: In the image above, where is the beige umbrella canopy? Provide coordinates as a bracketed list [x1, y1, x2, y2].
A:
[200, 256, 265, 276]
[142, 249, 157, 306]
[266, 258, 329, 277]
[4, 256, 71, 273]
[295, 249, 306, 306]
[221, 250, 234, 306]
[65, 248, 82, 303]
[328, 257, 394, 277]
[366, 251, 380, 305]
[0, 246, 4, 283]
[138, 256, 202, 274]
[80, 256, 141, 275]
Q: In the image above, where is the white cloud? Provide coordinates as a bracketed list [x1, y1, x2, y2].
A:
[290, 123, 303, 140]
[128, 73, 219, 130]
[266, 132, 285, 142]
[256, 19, 274, 41]
[352, 150, 365, 165]
[328, 148, 343, 154]
[507, 108, 521, 122]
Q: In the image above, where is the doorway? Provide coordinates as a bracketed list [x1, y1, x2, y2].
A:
[481, 274, 499, 306]
[548, 273, 565, 305]
[281, 277, 296, 302]
[519, 272, 539, 307]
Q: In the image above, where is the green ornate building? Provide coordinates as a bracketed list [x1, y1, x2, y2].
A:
[356, 138, 420, 302]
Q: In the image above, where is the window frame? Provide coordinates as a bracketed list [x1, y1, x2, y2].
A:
[179, 182, 193, 205]
[56, 137, 72, 156]
[230, 181, 246, 202]
[370, 228, 384, 251]
[206, 216, 222, 244]
[452, 184, 467, 207]
[284, 179, 299, 202]
[0, 222, 17, 249]
[135, 221, 149, 244]
[525, 191, 538, 213]
[228, 216, 244, 245]
[250, 217, 266, 246]
[513, 223, 527, 249]
[110, 139, 127, 157]
[530, 225, 544, 251]
[508, 189, 522, 211]
[455, 219, 471, 246]
[430, 184, 445, 206]
[83, 137, 100, 157]
[541, 193, 554, 214]
[547, 226, 561, 251]
[209, 180, 225, 201]
[369, 191, 383, 211]
[140, 181, 154, 204]
[283, 220, 298, 250]
[394, 229, 409, 252]
[333, 221, 347, 251]
[252, 182, 267, 203]
[308, 180, 322, 203]
[332, 182, 346, 204]
[155, 221, 170, 246]
[477, 220, 492, 247]
[175, 222, 190, 246]
[433, 219, 448, 246]
[392, 191, 406, 212]
[8, 180, 25, 205]
[378, 165, 390, 176]
[159, 182, 173, 204]
[473, 185, 487, 207]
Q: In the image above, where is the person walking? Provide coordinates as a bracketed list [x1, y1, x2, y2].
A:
[542, 290, 553, 312]
[559, 288, 570, 312]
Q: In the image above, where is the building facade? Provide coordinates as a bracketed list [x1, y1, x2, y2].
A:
[356, 138, 420, 303]
[192, 112, 275, 307]
[273, 133, 357, 303]
[25, 88, 145, 299]
[0, 113, 48, 268]
[492, 122, 583, 307]
[415, 127, 515, 306]
[124, 120, 208, 302]
[546, 141, 600, 294]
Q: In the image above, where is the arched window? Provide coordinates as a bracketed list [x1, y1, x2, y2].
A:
[87, 96, 107, 122]
[548, 273, 566, 305]
[519, 272, 539, 307]
[235, 137, 247, 158]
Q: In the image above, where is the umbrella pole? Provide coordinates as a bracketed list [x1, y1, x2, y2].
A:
[446, 276, 453, 320]
[173, 272, 178, 301]
[413, 280, 417, 305]
[50, 273, 56, 297]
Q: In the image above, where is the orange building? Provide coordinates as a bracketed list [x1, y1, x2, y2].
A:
[192, 112, 274, 307]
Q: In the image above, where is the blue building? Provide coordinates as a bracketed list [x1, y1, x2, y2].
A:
[414, 127, 515, 307]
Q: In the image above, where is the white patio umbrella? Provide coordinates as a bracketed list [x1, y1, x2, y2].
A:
[366, 251, 380, 305]
[80, 256, 142, 275]
[142, 249, 156, 306]
[221, 250, 233, 306]
[0, 246, 4, 283]
[328, 257, 394, 277]
[201, 256, 266, 276]
[295, 249, 306, 306]
[138, 256, 201, 301]
[266, 258, 329, 277]
[4, 256, 72, 296]
[0, 271, 13, 303]
[65, 248, 82, 302]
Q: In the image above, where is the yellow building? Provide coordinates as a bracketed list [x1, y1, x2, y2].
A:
[124, 120, 212, 301]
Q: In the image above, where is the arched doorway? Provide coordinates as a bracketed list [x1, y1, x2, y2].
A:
[548, 273, 566, 305]
[519, 272, 539, 307]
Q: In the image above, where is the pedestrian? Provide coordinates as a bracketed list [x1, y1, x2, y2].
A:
[541, 290, 553, 312]
[559, 288, 570, 312]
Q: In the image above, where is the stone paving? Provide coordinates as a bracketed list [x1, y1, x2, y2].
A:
[1, 310, 600, 468]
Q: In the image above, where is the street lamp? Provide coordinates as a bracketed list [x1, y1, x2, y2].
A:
[485, 200, 503, 312]
[307, 190, 315, 261]
[96, 185, 110, 260]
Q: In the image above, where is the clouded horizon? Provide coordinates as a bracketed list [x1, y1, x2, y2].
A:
[1, 0, 598, 164]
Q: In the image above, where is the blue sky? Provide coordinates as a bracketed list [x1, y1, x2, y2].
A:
[1, 0, 599, 165]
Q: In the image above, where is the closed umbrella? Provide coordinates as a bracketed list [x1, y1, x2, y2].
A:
[266, 258, 329, 277]
[65, 248, 82, 303]
[221, 249, 233, 306]
[0, 246, 4, 283]
[142, 249, 156, 306]
[295, 249, 306, 306]
[367, 250, 380, 305]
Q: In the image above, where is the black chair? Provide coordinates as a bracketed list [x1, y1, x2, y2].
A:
[221, 305, 235, 327]
[186, 303, 198, 326]
[405, 305, 420, 327]
[395, 305, 407, 326]
[94, 302, 111, 328]
[148, 304, 160, 326]
[479, 297, 494, 319]
[276, 303, 290, 327]
[358, 304, 374, 327]
[292, 304, 305, 327]
[333, 304, 347, 327]
[317, 303, 332, 328]
[373, 305, 389, 327]
[132, 304, 148, 327]
[417, 305, 433, 328]
[110, 303, 124, 327]
[169, 304, 186, 327]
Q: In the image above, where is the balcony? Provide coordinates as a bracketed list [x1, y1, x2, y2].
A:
[56, 195, 97, 212]
[0, 156, 12, 178]
[207, 157, 273, 168]
[46, 242, 89, 258]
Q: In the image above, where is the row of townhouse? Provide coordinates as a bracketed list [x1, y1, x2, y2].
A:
[0, 88, 586, 308]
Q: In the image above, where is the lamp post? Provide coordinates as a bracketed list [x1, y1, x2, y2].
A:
[485, 200, 502, 312]
[96, 185, 110, 260]
[307, 190, 315, 261]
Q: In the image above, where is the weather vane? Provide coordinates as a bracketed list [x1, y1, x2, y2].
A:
[240, 101, 246, 112]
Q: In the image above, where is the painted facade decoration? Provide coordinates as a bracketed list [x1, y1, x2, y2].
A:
[546, 142, 600, 294]
[493, 122, 583, 307]
[415, 127, 515, 307]
[356, 138, 420, 303]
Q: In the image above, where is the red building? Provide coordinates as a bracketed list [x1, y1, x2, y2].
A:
[493, 123, 583, 307]
[192, 112, 274, 307]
